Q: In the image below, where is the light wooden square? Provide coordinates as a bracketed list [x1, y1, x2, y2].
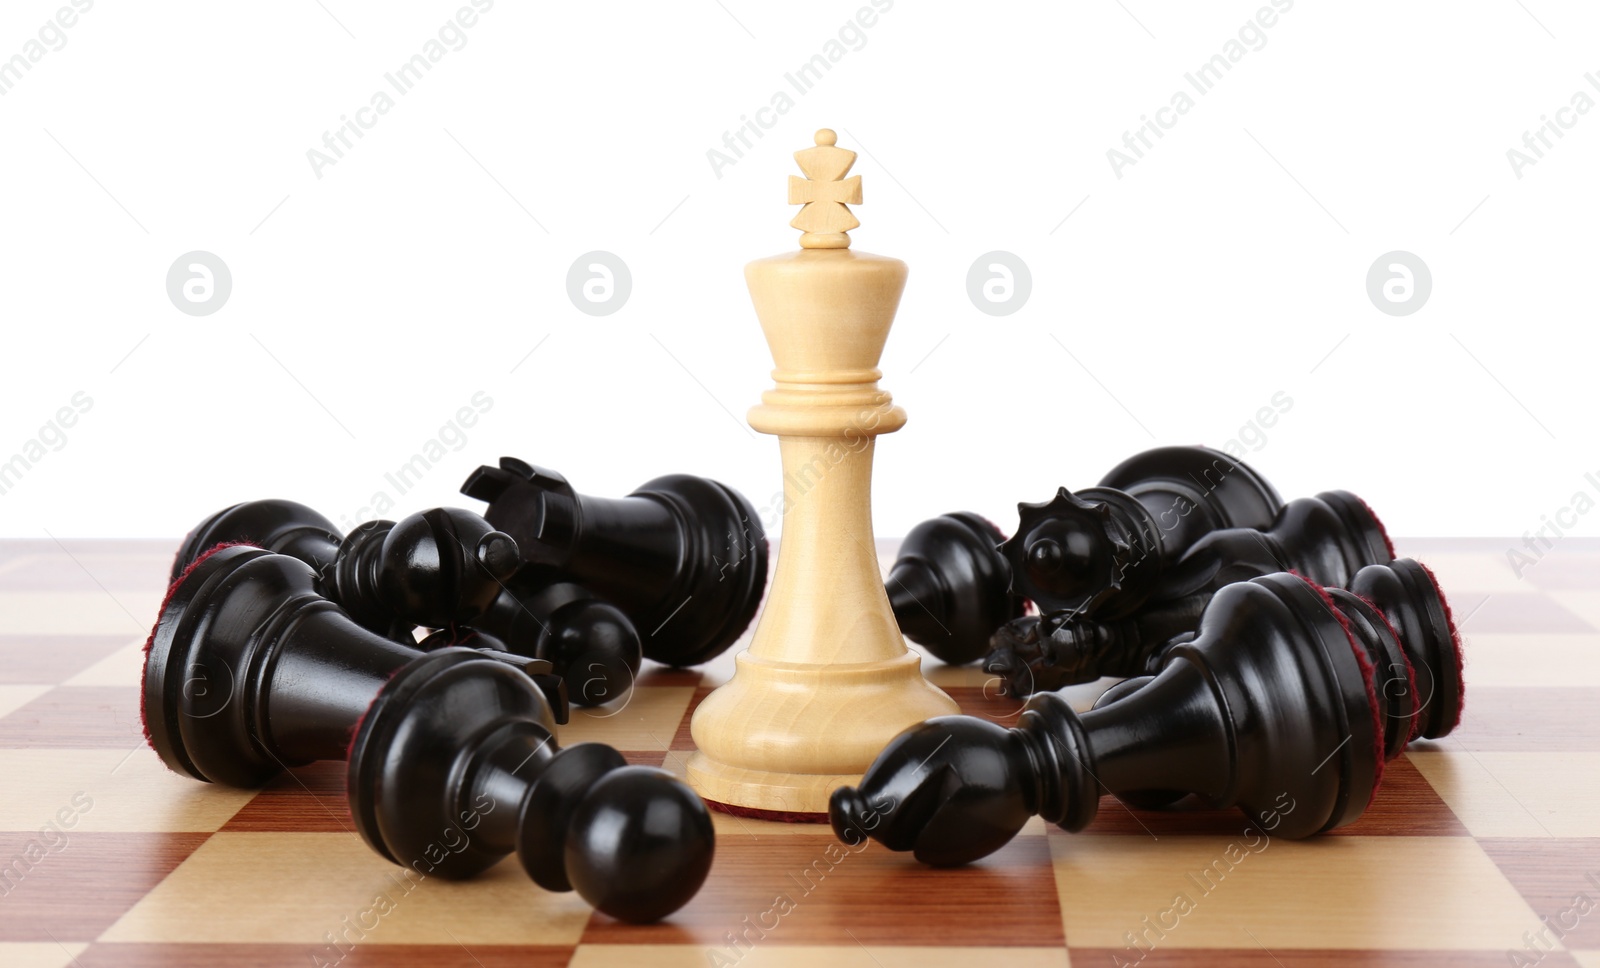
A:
[1461, 634, 1600, 688]
[1050, 834, 1543, 950]
[1547, 591, 1600, 634]
[100, 832, 592, 944]
[0, 685, 52, 718]
[0, 748, 253, 833]
[0, 942, 90, 968]
[0, 592, 158, 637]
[1415, 551, 1529, 594]
[559, 685, 693, 751]
[1409, 751, 1600, 837]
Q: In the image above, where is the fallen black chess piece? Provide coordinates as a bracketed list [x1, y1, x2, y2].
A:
[1002, 445, 1285, 617]
[985, 488, 1394, 695]
[143, 544, 713, 923]
[462, 458, 770, 667]
[885, 446, 1283, 665]
[172, 499, 640, 707]
[885, 512, 1024, 666]
[829, 562, 1463, 867]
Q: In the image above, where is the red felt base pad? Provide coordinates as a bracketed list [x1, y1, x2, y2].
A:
[704, 798, 830, 825]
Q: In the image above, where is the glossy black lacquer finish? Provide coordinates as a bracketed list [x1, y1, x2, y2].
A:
[143, 546, 712, 922]
[471, 578, 643, 708]
[172, 499, 638, 707]
[831, 572, 1424, 867]
[461, 458, 770, 667]
[1000, 446, 1283, 617]
[886, 513, 1025, 665]
[986, 489, 1394, 695]
[174, 499, 519, 633]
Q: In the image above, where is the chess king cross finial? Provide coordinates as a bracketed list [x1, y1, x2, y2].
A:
[788, 128, 862, 249]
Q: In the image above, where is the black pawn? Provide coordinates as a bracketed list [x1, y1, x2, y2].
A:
[144, 544, 712, 922]
[886, 513, 1024, 665]
[461, 458, 769, 667]
[1000, 446, 1283, 617]
[987, 489, 1394, 694]
[831, 570, 1445, 867]
[468, 577, 643, 708]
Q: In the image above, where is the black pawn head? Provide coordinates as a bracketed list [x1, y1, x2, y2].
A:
[543, 598, 642, 708]
[518, 744, 714, 923]
[829, 715, 1047, 867]
[378, 508, 520, 629]
[1001, 488, 1129, 614]
[1347, 558, 1465, 741]
[887, 512, 1023, 665]
[471, 582, 644, 709]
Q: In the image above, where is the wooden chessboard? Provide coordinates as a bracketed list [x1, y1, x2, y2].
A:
[2, 536, 1597, 968]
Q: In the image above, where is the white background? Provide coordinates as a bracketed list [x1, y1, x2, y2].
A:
[0, 0, 1595, 542]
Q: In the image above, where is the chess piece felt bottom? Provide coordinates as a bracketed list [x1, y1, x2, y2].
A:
[887, 512, 1023, 665]
[831, 571, 1435, 867]
[143, 544, 712, 922]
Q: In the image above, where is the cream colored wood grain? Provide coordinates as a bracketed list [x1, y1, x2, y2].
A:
[1409, 750, 1600, 837]
[1051, 834, 1545, 950]
[0, 748, 254, 833]
[101, 832, 592, 944]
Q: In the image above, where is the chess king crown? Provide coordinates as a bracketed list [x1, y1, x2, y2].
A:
[746, 128, 908, 441]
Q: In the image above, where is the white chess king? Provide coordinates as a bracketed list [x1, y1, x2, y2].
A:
[687, 128, 959, 819]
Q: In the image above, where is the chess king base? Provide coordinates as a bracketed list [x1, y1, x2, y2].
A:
[686, 648, 952, 820]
